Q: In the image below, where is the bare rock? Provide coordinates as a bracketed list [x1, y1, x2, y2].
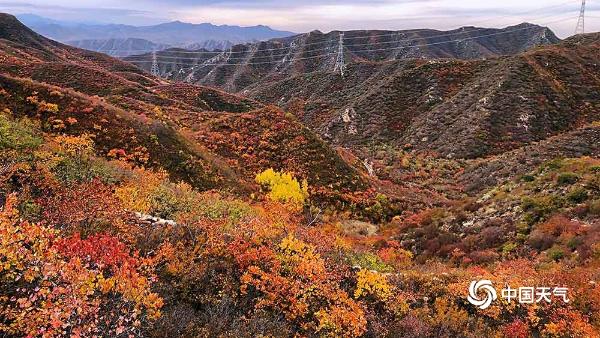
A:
[340, 220, 378, 236]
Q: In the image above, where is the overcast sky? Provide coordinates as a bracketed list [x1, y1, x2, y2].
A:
[0, 0, 598, 37]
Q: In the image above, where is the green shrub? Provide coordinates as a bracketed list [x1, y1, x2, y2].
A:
[544, 158, 564, 171]
[521, 197, 536, 211]
[521, 175, 535, 182]
[0, 115, 42, 151]
[502, 242, 518, 256]
[566, 236, 583, 251]
[567, 187, 588, 204]
[516, 222, 531, 235]
[588, 199, 600, 216]
[547, 247, 566, 262]
[52, 157, 121, 185]
[521, 195, 563, 225]
[18, 200, 42, 221]
[197, 198, 253, 225]
[557, 172, 579, 185]
[348, 252, 393, 273]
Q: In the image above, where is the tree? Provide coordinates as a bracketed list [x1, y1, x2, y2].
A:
[255, 169, 308, 211]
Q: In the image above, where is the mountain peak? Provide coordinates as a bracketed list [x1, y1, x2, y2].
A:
[0, 13, 51, 46]
[156, 20, 193, 27]
[0, 12, 20, 25]
[17, 14, 295, 47]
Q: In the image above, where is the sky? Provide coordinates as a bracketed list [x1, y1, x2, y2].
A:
[0, 0, 598, 37]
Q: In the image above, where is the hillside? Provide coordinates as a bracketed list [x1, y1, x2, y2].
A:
[127, 23, 558, 90]
[67, 38, 235, 57]
[1, 12, 600, 338]
[67, 38, 172, 57]
[0, 13, 366, 202]
[131, 27, 599, 161]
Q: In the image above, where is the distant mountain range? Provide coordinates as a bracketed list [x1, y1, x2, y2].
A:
[2, 13, 600, 338]
[65, 38, 236, 57]
[65, 38, 171, 57]
[131, 23, 559, 91]
[15, 14, 295, 56]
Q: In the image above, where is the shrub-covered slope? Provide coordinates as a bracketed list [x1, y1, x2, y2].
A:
[246, 35, 600, 159]
[134, 23, 598, 160]
[0, 13, 367, 200]
[1, 12, 600, 338]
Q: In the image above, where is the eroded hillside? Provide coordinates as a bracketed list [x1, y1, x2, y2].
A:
[0, 13, 368, 204]
[1, 13, 600, 337]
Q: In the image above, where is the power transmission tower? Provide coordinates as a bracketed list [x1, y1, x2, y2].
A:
[575, 0, 586, 35]
[151, 50, 161, 77]
[333, 32, 346, 77]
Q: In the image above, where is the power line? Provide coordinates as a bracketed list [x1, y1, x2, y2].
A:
[334, 32, 346, 77]
[575, 0, 586, 34]
[99, 1, 576, 57]
[150, 50, 160, 77]
[124, 15, 573, 62]
[124, 12, 574, 63]
[127, 16, 574, 68]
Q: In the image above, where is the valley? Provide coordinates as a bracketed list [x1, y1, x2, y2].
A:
[0, 11, 599, 338]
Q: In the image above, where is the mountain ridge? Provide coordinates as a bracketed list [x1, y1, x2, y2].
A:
[16, 13, 296, 46]
[130, 23, 558, 91]
[0, 13, 370, 207]
[124, 22, 596, 162]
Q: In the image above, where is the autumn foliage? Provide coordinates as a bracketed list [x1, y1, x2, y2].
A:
[0, 195, 162, 337]
[255, 168, 309, 210]
[0, 108, 599, 337]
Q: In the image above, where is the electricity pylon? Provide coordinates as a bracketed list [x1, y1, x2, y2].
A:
[575, 0, 586, 35]
[333, 32, 346, 77]
[151, 51, 161, 77]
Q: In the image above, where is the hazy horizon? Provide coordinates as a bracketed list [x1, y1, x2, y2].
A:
[0, 1, 598, 38]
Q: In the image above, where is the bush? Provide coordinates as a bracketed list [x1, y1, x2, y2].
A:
[544, 158, 564, 171]
[52, 157, 121, 185]
[255, 168, 308, 211]
[527, 215, 580, 251]
[567, 187, 588, 204]
[0, 195, 162, 337]
[547, 246, 566, 261]
[521, 195, 563, 225]
[468, 250, 500, 264]
[348, 252, 393, 273]
[479, 226, 506, 248]
[0, 114, 42, 151]
[557, 172, 579, 185]
[528, 231, 556, 251]
[588, 199, 600, 216]
[193, 195, 253, 225]
[364, 193, 394, 223]
[115, 169, 196, 219]
[521, 174, 535, 182]
[502, 242, 517, 256]
[354, 269, 393, 302]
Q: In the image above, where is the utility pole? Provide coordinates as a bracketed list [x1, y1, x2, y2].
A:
[575, 0, 586, 35]
[185, 66, 197, 83]
[333, 32, 346, 77]
[151, 50, 161, 77]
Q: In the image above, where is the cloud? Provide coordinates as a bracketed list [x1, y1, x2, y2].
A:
[0, 1, 167, 24]
[0, 0, 596, 37]
[166, 0, 586, 36]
